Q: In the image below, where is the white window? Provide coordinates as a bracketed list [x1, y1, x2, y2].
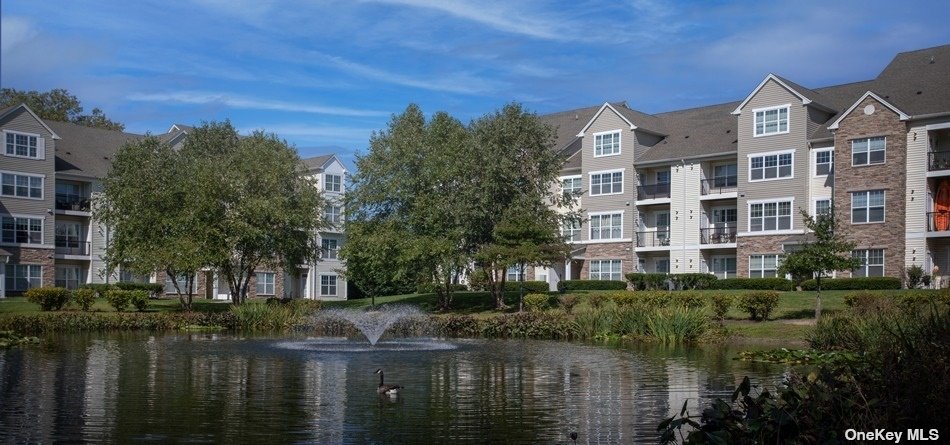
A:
[321, 238, 339, 259]
[815, 149, 834, 176]
[815, 199, 832, 217]
[656, 258, 670, 274]
[320, 275, 338, 296]
[852, 137, 885, 166]
[749, 254, 782, 278]
[749, 200, 793, 232]
[713, 164, 738, 186]
[506, 266, 523, 281]
[1, 216, 43, 244]
[710, 256, 737, 279]
[324, 205, 342, 224]
[4, 131, 40, 159]
[325, 174, 342, 192]
[561, 176, 582, 196]
[749, 151, 793, 181]
[1, 172, 43, 199]
[56, 266, 83, 290]
[712, 208, 737, 226]
[852, 249, 884, 277]
[561, 220, 581, 242]
[256, 272, 276, 295]
[589, 212, 623, 240]
[5, 264, 42, 291]
[594, 131, 620, 157]
[590, 170, 623, 196]
[590, 260, 622, 280]
[754, 105, 789, 136]
[851, 190, 884, 223]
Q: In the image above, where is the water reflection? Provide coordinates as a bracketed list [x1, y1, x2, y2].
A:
[0, 333, 784, 444]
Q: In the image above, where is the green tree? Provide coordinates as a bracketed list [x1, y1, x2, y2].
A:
[97, 136, 211, 310]
[777, 210, 861, 319]
[0, 87, 124, 130]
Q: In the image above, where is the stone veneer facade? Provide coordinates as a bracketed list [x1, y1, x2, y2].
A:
[833, 96, 907, 278]
[580, 242, 635, 278]
[736, 234, 798, 278]
[7, 247, 56, 296]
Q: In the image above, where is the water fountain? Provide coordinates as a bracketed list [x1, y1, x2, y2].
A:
[320, 304, 424, 345]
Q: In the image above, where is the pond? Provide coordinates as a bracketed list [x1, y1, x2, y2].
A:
[0, 333, 786, 444]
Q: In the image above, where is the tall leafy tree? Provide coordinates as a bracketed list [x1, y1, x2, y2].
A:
[0, 88, 124, 130]
[777, 210, 861, 319]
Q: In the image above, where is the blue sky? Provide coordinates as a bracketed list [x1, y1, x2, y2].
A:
[2, 0, 949, 169]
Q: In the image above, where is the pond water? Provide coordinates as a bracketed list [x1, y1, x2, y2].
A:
[0, 333, 786, 444]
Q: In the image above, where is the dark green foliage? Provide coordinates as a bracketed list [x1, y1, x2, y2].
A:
[626, 273, 668, 290]
[105, 290, 133, 312]
[708, 277, 794, 290]
[415, 283, 468, 294]
[607, 291, 706, 309]
[586, 293, 610, 308]
[522, 293, 550, 312]
[230, 303, 300, 331]
[130, 290, 150, 312]
[72, 288, 97, 311]
[737, 291, 780, 321]
[800, 276, 902, 290]
[24, 287, 71, 311]
[0, 312, 239, 334]
[557, 294, 578, 313]
[669, 273, 718, 290]
[708, 293, 733, 321]
[115, 282, 164, 295]
[80, 283, 115, 296]
[562, 280, 627, 291]
[905, 264, 925, 288]
[0, 87, 124, 130]
[501, 280, 548, 293]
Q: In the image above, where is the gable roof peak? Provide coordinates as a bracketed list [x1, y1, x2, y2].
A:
[827, 91, 910, 130]
[576, 102, 637, 137]
[732, 73, 825, 115]
[0, 103, 62, 139]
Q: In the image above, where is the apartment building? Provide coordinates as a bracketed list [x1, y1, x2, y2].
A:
[536, 45, 950, 289]
[0, 109, 347, 299]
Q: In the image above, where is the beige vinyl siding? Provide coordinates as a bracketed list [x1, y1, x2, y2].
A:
[736, 80, 810, 233]
[580, 107, 635, 242]
[808, 143, 835, 214]
[906, 119, 938, 269]
[670, 161, 703, 273]
[1, 108, 57, 245]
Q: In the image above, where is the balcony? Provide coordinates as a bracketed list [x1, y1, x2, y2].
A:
[55, 240, 90, 256]
[55, 194, 91, 212]
[636, 230, 671, 248]
[927, 212, 950, 235]
[700, 227, 737, 245]
[700, 176, 738, 196]
[930, 151, 950, 171]
[636, 183, 671, 200]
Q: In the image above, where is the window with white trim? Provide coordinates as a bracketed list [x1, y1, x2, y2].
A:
[5, 264, 42, 291]
[1, 216, 43, 244]
[852, 137, 885, 166]
[750, 152, 793, 181]
[590, 260, 622, 280]
[589, 213, 623, 240]
[561, 220, 581, 242]
[710, 256, 737, 279]
[754, 106, 789, 136]
[506, 266, 523, 281]
[815, 199, 832, 217]
[255, 272, 275, 295]
[324, 205, 342, 224]
[1, 173, 43, 199]
[749, 254, 782, 278]
[852, 249, 884, 277]
[320, 275, 338, 296]
[321, 238, 339, 259]
[594, 131, 620, 156]
[325, 174, 342, 192]
[561, 176, 581, 197]
[4, 132, 39, 158]
[815, 150, 834, 176]
[851, 190, 884, 223]
[749, 200, 792, 232]
[56, 266, 83, 290]
[590, 171, 623, 195]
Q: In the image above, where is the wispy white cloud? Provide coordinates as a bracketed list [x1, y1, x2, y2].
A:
[0, 16, 37, 54]
[312, 52, 503, 94]
[127, 91, 389, 117]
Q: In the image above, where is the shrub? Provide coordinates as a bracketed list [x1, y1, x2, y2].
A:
[477, 312, 576, 339]
[737, 291, 780, 321]
[800, 276, 901, 290]
[573, 305, 616, 339]
[231, 303, 299, 331]
[80, 283, 114, 296]
[669, 273, 718, 290]
[586, 293, 610, 308]
[105, 290, 133, 312]
[708, 293, 733, 321]
[503, 281, 549, 293]
[558, 294, 579, 313]
[562, 280, 627, 291]
[0, 312, 238, 334]
[523, 293, 550, 312]
[115, 282, 164, 295]
[647, 307, 708, 343]
[24, 287, 72, 311]
[671, 291, 706, 309]
[607, 291, 641, 306]
[708, 278, 793, 291]
[905, 265, 925, 289]
[130, 290, 150, 312]
[626, 273, 668, 290]
[72, 288, 97, 311]
[415, 282, 468, 294]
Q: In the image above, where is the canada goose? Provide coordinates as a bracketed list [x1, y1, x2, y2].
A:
[375, 368, 403, 396]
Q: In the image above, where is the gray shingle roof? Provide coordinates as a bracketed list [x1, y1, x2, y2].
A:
[638, 102, 739, 163]
[301, 154, 334, 171]
[539, 103, 605, 153]
[49, 120, 145, 178]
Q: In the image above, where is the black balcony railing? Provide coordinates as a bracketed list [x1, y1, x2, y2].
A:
[700, 226, 737, 244]
[700, 176, 738, 195]
[928, 212, 950, 232]
[929, 151, 950, 171]
[55, 194, 91, 212]
[636, 183, 671, 200]
[55, 240, 90, 255]
[636, 230, 671, 247]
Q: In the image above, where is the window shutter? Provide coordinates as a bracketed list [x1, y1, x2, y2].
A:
[37, 137, 46, 160]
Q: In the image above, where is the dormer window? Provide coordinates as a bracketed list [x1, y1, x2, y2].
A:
[594, 130, 621, 157]
[325, 174, 342, 192]
[753, 105, 789, 136]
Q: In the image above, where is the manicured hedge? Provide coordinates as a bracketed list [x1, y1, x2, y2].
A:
[562, 280, 628, 291]
[669, 273, 718, 290]
[115, 282, 165, 294]
[800, 277, 901, 290]
[503, 281, 550, 293]
[415, 283, 469, 294]
[707, 278, 794, 291]
[626, 273, 668, 290]
[80, 283, 115, 295]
